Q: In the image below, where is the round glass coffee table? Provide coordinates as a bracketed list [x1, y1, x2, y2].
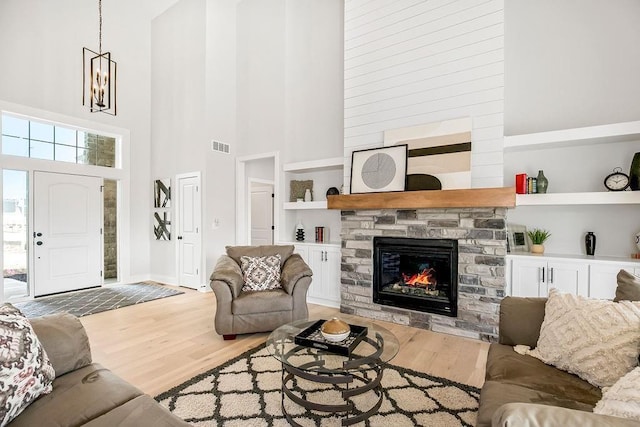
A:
[266, 318, 399, 426]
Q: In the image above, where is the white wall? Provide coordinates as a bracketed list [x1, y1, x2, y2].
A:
[0, 0, 162, 280]
[343, 0, 505, 191]
[505, 0, 640, 135]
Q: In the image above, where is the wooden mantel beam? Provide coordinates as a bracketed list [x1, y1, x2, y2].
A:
[327, 187, 516, 210]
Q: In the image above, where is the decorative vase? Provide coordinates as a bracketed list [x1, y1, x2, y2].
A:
[295, 222, 305, 241]
[536, 170, 548, 194]
[326, 187, 339, 197]
[630, 152, 640, 191]
[585, 231, 596, 256]
[531, 244, 545, 254]
[304, 188, 312, 202]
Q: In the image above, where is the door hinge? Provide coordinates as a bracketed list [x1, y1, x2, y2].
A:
[271, 225, 275, 230]
[100, 185, 104, 192]
[100, 228, 103, 235]
[100, 270, 103, 277]
[196, 268, 199, 275]
[271, 193, 274, 198]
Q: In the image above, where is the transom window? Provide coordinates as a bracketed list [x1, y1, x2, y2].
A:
[1, 113, 116, 168]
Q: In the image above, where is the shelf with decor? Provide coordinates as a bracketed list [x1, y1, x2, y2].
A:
[283, 201, 327, 210]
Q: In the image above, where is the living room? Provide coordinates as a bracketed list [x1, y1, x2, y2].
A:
[1, 0, 640, 426]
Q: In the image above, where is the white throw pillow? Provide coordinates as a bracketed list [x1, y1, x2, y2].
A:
[526, 288, 640, 388]
[240, 254, 282, 292]
[0, 303, 56, 425]
[594, 367, 640, 421]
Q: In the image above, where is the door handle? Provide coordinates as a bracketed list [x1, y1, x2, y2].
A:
[541, 267, 545, 283]
[549, 267, 554, 284]
[36, 232, 43, 237]
[36, 241, 43, 246]
[177, 236, 183, 240]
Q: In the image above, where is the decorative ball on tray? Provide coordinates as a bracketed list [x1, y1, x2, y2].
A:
[321, 317, 351, 342]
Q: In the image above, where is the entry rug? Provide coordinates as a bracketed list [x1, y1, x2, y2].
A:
[156, 344, 479, 426]
[15, 282, 184, 318]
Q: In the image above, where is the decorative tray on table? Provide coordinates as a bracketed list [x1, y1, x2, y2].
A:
[294, 319, 368, 356]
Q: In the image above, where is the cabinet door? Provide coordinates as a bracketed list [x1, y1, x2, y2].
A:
[306, 247, 325, 300]
[589, 264, 637, 299]
[322, 246, 341, 305]
[510, 258, 546, 297]
[548, 261, 589, 297]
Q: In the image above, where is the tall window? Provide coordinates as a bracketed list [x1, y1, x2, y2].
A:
[1, 114, 116, 167]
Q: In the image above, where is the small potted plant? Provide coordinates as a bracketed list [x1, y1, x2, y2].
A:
[527, 228, 551, 254]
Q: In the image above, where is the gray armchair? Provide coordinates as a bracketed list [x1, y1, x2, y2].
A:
[209, 245, 313, 340]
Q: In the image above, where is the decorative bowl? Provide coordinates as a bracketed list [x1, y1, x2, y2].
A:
[321, 317, 351, 342]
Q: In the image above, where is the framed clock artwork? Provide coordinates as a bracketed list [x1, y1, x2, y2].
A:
[604, 167, 630, 191]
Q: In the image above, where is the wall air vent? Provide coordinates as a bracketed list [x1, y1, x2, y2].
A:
[211, 140, 230, 154]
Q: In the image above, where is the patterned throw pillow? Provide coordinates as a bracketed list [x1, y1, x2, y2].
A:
[0, 303, 55, 425]
[526, 289, 640, 388]
[594, 367, 640, 421]
[240, 255, 282, 292]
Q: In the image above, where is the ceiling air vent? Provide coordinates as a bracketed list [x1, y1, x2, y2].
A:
[211, 140, 230, 154]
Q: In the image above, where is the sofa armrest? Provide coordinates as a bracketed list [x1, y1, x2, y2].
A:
[209, 255, 244, 298]
[498, 296, 547, 348]
[281, 254, 313, 295]
[30, 313, 92, 377]
[492, 403, 640, 427]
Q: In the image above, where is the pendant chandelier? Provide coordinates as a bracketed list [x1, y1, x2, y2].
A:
[83, 0, 117, 115]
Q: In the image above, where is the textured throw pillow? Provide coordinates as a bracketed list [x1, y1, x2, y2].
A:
[240, 254, 282, 292]
[526, 288, 640, 388]
[594, 367, 640, 421]
[0, 303, 55, 425]
[614, 269, 640, 302]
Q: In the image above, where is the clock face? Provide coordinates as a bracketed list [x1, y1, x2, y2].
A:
[604, 172, 630, 191]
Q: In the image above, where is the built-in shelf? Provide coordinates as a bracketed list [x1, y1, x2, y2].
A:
[507, 253, 640, 264]
[283, 201, 327, 210]
[516, 191, 640, 206]
[327, 187, 515, 210]
[283, 157, 343, 173]
[504, 120, 640, 152]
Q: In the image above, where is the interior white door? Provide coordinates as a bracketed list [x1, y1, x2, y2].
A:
[250, 183, 273, 245]
[177, 174, 202, 289]
[34, 172, 103, 296]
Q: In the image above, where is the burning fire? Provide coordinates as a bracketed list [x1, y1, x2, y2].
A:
[402, 268, 437, 288]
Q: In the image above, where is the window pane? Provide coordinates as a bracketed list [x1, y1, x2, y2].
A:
[2, 115, 29, 138]
[3, 169, 29, 300]
[77, 147, 96, 165]
[54, 127, 76, 145]
[30, 140, 54, 160]
[30, 121, 54, 142]
[55, 144, 77, 163]
[2, 135, 29, 157]
[97, 137, 116, 167]
[77, 131, 87, 148]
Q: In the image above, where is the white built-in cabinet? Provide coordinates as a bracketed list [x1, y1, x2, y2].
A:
[288, 242, 341, 308]
[507, 254, 640, 299]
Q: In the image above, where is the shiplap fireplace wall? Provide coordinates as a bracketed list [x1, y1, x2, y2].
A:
[343, 0, 505, 191]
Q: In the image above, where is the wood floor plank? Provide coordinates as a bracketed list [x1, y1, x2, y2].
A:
[79, 285, 489, 396]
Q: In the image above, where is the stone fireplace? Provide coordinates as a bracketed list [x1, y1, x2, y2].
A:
[339, 207, 507, 341]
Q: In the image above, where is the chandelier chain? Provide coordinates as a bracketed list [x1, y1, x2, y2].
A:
[98, 0, 102, 54]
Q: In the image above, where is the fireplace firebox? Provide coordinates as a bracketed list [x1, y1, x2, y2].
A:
[373, 237, 458, 317]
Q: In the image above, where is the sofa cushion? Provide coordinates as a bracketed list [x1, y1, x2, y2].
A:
[83, 395, 190, 427]
[615, 269, 640, 302]
[498, 296, 547, 347]
[527, 289, 640, 388]
[0, 303, 55, 426]
[225, 245, 294, 266]
[9, 363, 143, 427]
[240, 255, 282, 292]
[594, 366, 640, 421]
[485, 343, 601, 405]
[232, 289, 292, 315]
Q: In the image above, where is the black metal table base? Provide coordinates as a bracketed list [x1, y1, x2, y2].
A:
[279, 335, 385, 426]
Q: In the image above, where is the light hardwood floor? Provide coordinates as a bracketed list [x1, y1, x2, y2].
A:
[80, 285, 489, 397]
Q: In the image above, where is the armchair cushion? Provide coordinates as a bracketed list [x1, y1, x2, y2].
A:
[210, 255, 244, 298]
[281, 253, 313, 295]
[225, 245, 294, 266]
[232, 289, 293, 315]
[240, 255, 282, 292]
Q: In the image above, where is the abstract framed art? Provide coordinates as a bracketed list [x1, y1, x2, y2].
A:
[154, 178, 171, 208]
[350, 145, 407, 194]
[154, 211, 171, 241]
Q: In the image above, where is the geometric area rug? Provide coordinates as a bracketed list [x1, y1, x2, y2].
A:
[155, 343, 480, 427]
[14, 282, 184, 318]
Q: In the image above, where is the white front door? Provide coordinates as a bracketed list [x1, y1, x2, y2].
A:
[177, 173, 202, 289]
[250, 182, 273, 245]
[33, 172, 103, 296]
